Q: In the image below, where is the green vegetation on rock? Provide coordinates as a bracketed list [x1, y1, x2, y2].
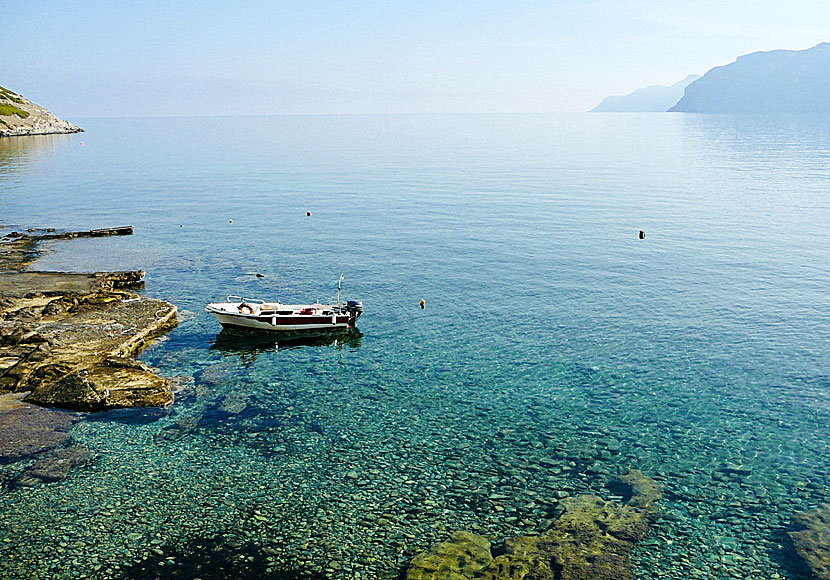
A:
[0, 84, 82, 135]
[0, 86, 26, 104]
[789, 504, 830, 580]
[407, 471, 663, 580]
[0, 102, 30, 118]
[407, 531, 493, 580]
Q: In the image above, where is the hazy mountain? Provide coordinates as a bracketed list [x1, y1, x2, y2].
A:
[0, 86, 82, 137]
[670, 43, 830, 113]
[590, 75, 700, 112]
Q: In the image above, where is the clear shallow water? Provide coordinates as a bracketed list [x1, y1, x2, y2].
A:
[1, 114, 829, 579]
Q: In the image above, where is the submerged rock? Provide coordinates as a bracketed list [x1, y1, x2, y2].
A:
[407, 531, 492, 580]
[790, 504, 830, 580]
[406, 470, 662, 580]
[0, 394, 79, 462]
[219, 390, 251, 415]
[0, 393, 89, 486]
[155, 414, 201, 442]
[168, 374, 196, 396]
[13, 444, 90, 486]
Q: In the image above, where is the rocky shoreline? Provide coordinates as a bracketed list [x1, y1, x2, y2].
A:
[0, 86, 82, 137]
[0, 225, 177, 487]
[0, 226, 177, 411]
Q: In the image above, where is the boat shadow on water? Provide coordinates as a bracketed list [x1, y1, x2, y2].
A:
[210, 327, 364, 357]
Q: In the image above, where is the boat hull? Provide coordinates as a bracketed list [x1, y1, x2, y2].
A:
[209, 310, 353, 332]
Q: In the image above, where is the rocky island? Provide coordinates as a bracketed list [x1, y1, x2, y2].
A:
[0, 86, 82, 137]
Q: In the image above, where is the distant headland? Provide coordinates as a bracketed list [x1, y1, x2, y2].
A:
[670, 43, 830, 113]
[0, 86, 82, 137]
[592, 42, 830, 113]
[590, 75, 700, 112]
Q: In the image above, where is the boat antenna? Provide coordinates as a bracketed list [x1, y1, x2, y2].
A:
[338, 273, 344, 308]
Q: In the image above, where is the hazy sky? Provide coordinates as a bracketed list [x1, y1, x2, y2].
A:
[3, 1, 828, 117]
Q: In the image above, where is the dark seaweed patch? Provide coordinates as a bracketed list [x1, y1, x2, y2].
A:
[113, 535, 323, 580]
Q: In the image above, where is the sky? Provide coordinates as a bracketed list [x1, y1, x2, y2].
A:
[2, 0, 829, 117]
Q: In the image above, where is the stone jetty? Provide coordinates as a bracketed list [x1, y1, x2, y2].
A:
[0, 227, 177, 411]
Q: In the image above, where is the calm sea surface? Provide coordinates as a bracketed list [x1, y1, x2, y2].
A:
[1, 114, 828, 579]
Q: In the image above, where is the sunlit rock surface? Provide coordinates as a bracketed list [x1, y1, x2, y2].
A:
[0, 229, 177, 411]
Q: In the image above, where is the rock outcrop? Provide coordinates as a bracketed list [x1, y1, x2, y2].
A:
[790, 504, 830, 580]
[406, 470, 662, 580]
[0, 85, 82, 137]
[670, 43, 830, 113]
[0, 228, 177, 411]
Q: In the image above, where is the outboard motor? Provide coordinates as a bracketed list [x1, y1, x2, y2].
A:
[345, 300, 363, 326]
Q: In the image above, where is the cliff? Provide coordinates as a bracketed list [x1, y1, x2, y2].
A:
[0, 86, 82, 137]
[590, 75, 699, 112]
[670, 43, 830, 113]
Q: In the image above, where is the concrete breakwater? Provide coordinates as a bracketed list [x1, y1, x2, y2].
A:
[0, 226, 177, 411]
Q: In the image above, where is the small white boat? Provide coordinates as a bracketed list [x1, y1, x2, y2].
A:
[205, 275, 363, 333]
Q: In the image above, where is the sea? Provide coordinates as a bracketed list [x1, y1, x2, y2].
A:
[1, 113, 828, 579]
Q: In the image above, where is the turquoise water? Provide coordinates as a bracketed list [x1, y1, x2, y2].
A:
[1, 114, 829, 579]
